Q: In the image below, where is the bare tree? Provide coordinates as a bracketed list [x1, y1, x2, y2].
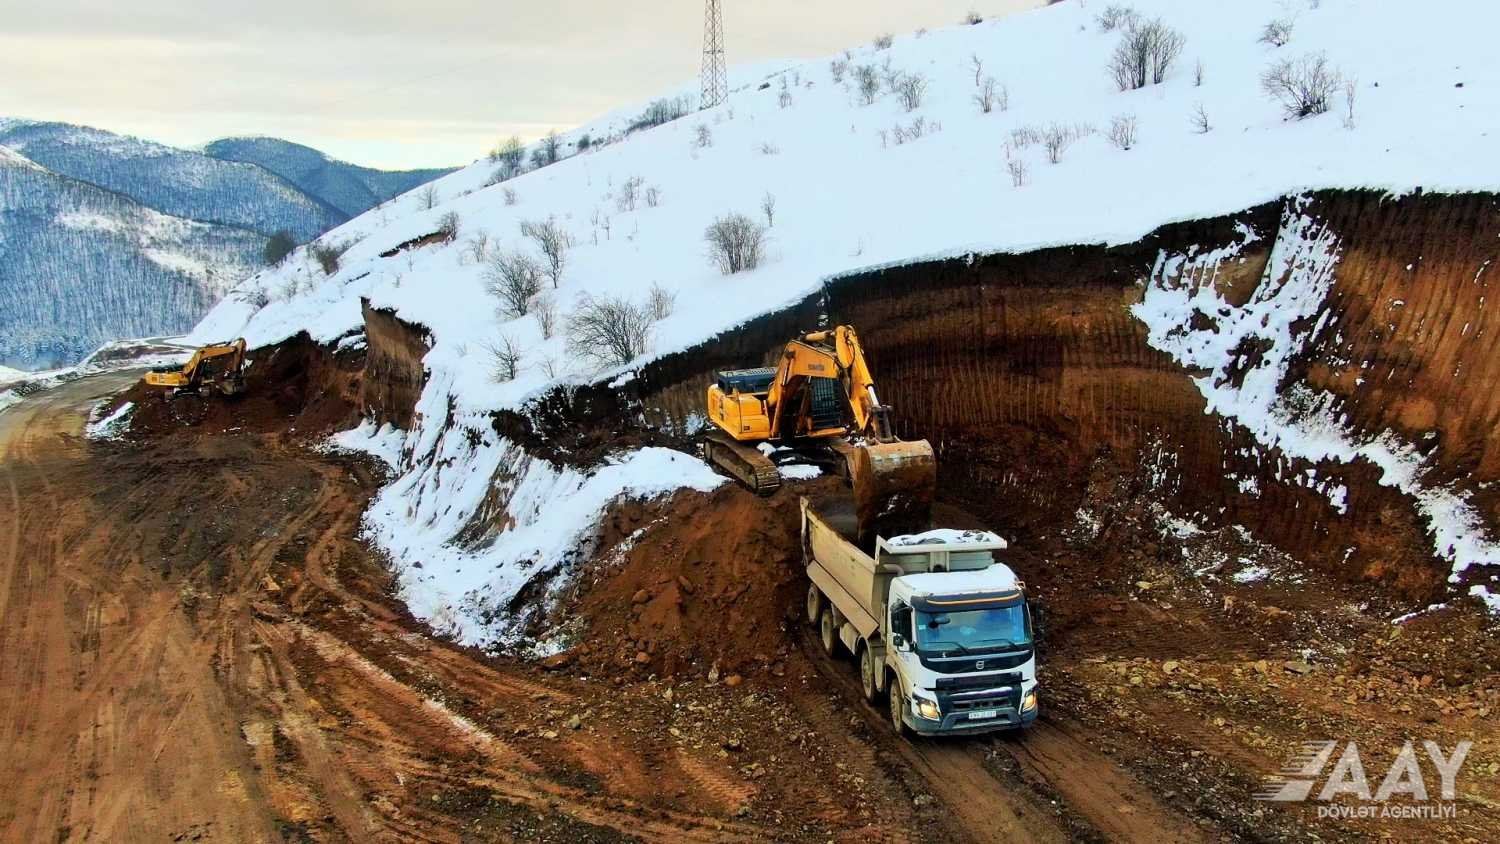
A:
[873, 33, 894, 50]
[494, 136, 525, 176]
[437, 211, 460, 242]
[761, 191, 777, 228]
[1261, 52, 1342, 118]
[417, 184, 439, 210]
[779, 89, 793, 109]
[1006, 158, 1029, 188]
[704, 213, 768, 274]
[830, 58, 848, 83]
[974, 77, 999, 114]
[647, 282, 676, 321]
[533, 293, 558, 339]
[895, 72, 928, 111]
[540, 130, 562, 165]
[519, 217, 571, 288]
[616, 176, 644, 212]
[1107, 113, 1139, 150]
[1190, 102, 1212, 134]
[262, 230, 295, 266]
[484, 251, 544, 317]
[483, 335, 523, 382]
[503, 187, 518, 206]
[996, 82, 1010, 112]
[694, 123, 714, 148]
[1259, 18, 1295, 47]
[1342, 77, 1358, 129]
[465, 230, 491, 264]
[854, 65, 881, 105]
[646, 186, 662, 208]
[970, 54, 985, 87]
[1194, 58, 1205, 87]
[568, 293, 653, 368]
[1108, 17, 1185, 90]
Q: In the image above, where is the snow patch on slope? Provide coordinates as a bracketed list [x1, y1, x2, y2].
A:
[1135, 201, 1500, 610]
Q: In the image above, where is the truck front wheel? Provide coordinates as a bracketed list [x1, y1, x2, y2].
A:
[859, 645, 879, 703]
[888, 682, 909, 736]
[806, 583, 823, 625]
[819, 606, 837, 655]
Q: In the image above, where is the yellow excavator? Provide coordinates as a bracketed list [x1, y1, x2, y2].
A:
[142, 338, 248, 397]
[704, 325, 936, 537]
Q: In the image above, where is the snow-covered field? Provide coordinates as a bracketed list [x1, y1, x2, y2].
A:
[185, 0, 1500, 643]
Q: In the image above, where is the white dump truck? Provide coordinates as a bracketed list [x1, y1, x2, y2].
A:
[801, 496, 1039, 736]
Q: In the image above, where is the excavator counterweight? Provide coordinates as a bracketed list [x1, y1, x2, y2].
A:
[704, 325, 936, 538]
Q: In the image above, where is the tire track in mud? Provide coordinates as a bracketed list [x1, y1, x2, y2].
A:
[796, 626, 1206, 843]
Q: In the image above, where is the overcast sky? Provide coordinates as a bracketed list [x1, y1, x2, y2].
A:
[0, 1, 1041, 170]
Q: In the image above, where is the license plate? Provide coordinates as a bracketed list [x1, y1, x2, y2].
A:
[967, 709, 998, 720]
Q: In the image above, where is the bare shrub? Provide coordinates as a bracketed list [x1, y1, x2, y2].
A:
[437, 211, 460, 242]
[503, 187, 518, 206]
[996, 83, 1010, 112]
[1261, 52, 1342, 118]
[758, 141, 780, 155]
[465, 230, 490, 264]
[484, 250, 544, 317]
[417, 184, 439, 210]
[761, 191, 777, 228]
[311, 240, 347, 275]
[1194, 58, 1205, 87]
[647, 283, 676, 321]
[616, 175, 644, 212]
[492, 136, 524, 176]
[1011, 126, 1042, 149]
[779, 89, 793, 109]
[694, 123, 713, 148]
[568, 293, 653, 368]
[533, 293, 558, 339]
[243, 288, 271, 309]
[964, 11, 984, 25]
[1108, 17, 1185, 90]
[854, 65, 881, 105]
[1006, 158, 1029, 188]
[1342, 77, 1357, 130]
[1259, 18, 1294, 47]
[974, 77, 999, 114]
[970, 55, 984, 87]
[519, 217, 571, 288]
[1097, 4, 1138, 32]
[1107, 113, 1139, 150]
[1190, 102, 1212, 134]
[1042, 122, 1089, 164]
[704, 213, 767, 275]
[873, 33, 894, 50]
[646, 186, 662, 208]
[895, 72, 928, 111]
[483, 335, 522, 382]
[830, 58, 848, 83]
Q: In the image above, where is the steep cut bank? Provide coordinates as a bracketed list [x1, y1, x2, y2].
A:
[503, 189, 1499, 612]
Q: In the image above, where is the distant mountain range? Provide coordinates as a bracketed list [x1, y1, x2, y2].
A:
[0, 119, 455, 370]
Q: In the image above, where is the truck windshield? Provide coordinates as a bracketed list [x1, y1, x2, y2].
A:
[915, 605, 1030, 653]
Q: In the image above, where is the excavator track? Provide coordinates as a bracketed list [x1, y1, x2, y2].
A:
[703, 432, 782, 496]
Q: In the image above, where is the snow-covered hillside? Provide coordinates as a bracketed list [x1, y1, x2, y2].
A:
[195, 0, 1500, 644]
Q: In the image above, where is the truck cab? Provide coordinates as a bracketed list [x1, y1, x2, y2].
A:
[801, 498, 1039, 737]
[885, 558, 1039, 734]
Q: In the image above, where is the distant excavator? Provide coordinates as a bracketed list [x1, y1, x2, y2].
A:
[704, 325, 936, 537]
[142, 338, 248, 397]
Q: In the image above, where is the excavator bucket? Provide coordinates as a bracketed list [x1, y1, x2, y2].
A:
[848, 439, 937, 539]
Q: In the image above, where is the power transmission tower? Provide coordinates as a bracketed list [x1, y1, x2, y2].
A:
[700, 0, 728, 109]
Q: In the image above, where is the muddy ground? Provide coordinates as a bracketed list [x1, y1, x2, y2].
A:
[2, 374, 1497, 843]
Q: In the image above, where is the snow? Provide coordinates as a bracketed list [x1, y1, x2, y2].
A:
[0, 365, 25, 386]
[324, 419, 405, 470]
[1136, 200, 1500, 611]
[887, 528, 1007, 549]
[85, 401, 134, 441]
[1232, 564, 1272, 584]
[182, 0, 1500, 638]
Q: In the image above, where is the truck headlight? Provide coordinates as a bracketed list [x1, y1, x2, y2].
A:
[914, 696, 941, 720]
[1021, 690, 1038, 712]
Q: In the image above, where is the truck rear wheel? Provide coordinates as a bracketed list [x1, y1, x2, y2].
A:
[819, 606, 837, 655]
[806, 583, 823, 625]
[859, 644, 879, 703]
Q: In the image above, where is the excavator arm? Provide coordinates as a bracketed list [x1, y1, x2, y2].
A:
[143, 339, 248, 396]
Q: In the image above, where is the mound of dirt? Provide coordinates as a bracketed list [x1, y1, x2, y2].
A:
[118, 333, 364, 440]
[557, 478, 846, 679]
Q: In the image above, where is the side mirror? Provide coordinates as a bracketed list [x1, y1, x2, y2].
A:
[891, 633, 908, 651]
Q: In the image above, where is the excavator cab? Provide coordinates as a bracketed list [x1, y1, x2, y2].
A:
[704, 326, 936, 538]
